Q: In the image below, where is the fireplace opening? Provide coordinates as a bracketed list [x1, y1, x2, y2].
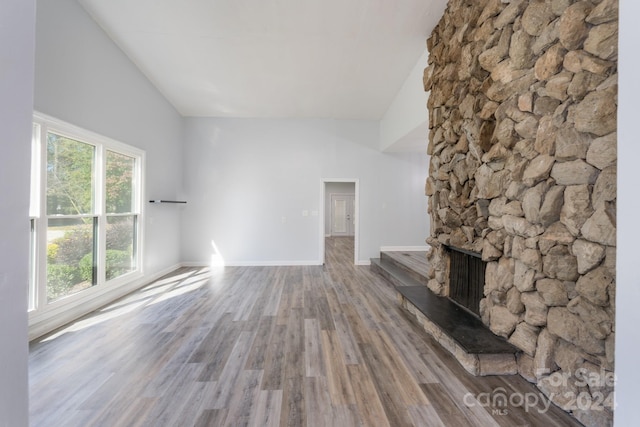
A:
[446, 246, 485, 317]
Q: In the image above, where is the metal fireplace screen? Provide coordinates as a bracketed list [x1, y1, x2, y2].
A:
[448, 246, 485, 316]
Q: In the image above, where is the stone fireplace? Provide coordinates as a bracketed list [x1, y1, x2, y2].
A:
[423, 0, 617, 426]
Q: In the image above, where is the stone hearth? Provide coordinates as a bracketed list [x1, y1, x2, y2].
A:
[371, 251, 520, 377]
[423, 1, 617, 426]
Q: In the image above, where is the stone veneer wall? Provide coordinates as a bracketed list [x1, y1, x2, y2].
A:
[424, 0, 617, 425]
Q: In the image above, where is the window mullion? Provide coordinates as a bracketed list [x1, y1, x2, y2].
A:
[36, 122, 48, 310]
[96, 144, 106, 286]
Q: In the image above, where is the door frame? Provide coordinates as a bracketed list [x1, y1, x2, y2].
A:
[320, 179, 359, 265]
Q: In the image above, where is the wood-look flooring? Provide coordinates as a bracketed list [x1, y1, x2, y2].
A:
[29, 237, 581, 426]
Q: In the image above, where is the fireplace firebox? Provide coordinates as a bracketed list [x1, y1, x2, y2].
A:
[446, 246, 485, 317]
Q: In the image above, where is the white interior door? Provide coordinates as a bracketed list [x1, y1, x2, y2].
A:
[331, 194, 354, 236]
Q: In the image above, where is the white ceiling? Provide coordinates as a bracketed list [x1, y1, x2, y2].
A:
[78, 0, 446, 120]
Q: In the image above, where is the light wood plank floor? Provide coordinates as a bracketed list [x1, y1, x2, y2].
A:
[29, 237, 581, 426]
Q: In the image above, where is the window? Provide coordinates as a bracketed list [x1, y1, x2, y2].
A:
[29, 113, 144, 312]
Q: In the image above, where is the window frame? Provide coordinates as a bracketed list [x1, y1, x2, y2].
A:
[30, 112, 145, 315]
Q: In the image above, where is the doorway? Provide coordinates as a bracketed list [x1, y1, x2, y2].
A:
[321, 180, 358, 265]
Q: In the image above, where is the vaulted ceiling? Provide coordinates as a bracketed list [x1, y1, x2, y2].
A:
[78, 0, 447, 119]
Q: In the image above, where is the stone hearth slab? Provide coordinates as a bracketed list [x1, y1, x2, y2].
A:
[397, 286, 516, 354]
[371, 255, 519, 376]
[398, 287, 519, 376]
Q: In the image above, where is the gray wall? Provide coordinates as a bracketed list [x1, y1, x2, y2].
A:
[34, 0, 185, 276]
[615, 1, 640, 424]
[181, 117, 429, 265]
[0, 0, 34, 424]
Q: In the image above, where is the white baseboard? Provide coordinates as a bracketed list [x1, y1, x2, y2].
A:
[356, 260, 371, 266]
[380, 245, 430, 252]
[181, 260, 323, 267]
[180, 261, 209, 267]
[229, 260, 323, 266]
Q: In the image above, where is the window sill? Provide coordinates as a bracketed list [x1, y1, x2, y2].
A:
[28, 265, 176, 341]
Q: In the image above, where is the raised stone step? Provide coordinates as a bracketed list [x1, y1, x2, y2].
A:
[370, 257, 424, 288]
[379, 251, 430, 286]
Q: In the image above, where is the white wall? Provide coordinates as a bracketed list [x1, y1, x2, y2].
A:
[181, 118, 429, 265]
[615, 1, 640, 425]
[0, 0, 34, 425]
[34, 0, 184, 277]
[324, 182, 355, 235]
[31, 0, 184, 336]
[379, 50, 430, 152]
